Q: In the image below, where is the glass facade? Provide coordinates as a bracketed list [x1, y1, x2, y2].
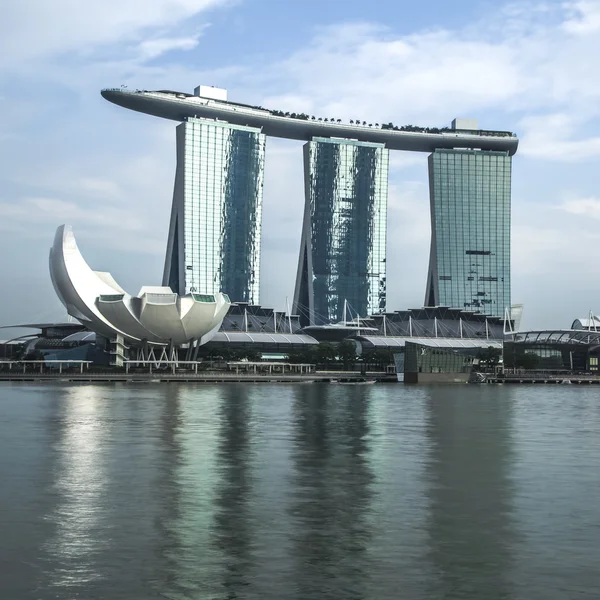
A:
[404, 342, 476, 375]
[294, 137, 389, 326]
[425, 149, 511, 317]
[504, 343, 586, 371]
[163, 117, 265, 303]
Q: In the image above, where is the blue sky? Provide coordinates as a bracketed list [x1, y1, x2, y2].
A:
[1, 0, 600, 331]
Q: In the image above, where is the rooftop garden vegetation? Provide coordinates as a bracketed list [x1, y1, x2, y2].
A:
[135, 90, 516, 137]
[267, 110, 514, 137]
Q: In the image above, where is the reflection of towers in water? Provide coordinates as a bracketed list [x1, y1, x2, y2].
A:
[213, 385, 255, 594]
[289, 385, 374, 598]
[424, 387, 517, 598]
[154, 384, 225, 598]
[153, 384, 185, 597]
[40, 385, 177, 598]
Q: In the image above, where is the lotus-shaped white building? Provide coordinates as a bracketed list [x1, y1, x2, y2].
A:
[49, 225, 231, 348]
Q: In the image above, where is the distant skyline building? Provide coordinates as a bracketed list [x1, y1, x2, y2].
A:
[293, 137, 389, 325]
[425, 146, 512, 317]
[163, 116, 265, 303]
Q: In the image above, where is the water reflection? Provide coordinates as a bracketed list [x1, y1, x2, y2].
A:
[4, 383, 600, 599]
[288, 385, 374, 599]
[155, 385, 224, 599]
[212, 385, 255, 597]
[0, 385, 65, 598]
[424, 386, 517, 599]
[153, 384, 185, 597]
[43, 385, 109, 592]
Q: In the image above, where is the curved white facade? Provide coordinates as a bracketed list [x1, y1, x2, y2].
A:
[49, 225, 231, 346]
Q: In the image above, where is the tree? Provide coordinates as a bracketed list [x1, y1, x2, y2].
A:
[286, 350, 304, 364]
[361, 348, 392, 369]
[241, 349, 262, 362]
[316, 342, 336, 365]
[478, 346, 502, 369]
[25, 349, 44, 361]
[516, 352, 540, 370]
[287, 347, 317, 364]
[338, 340, 357, 369]
[219, 348, 241, 361]
[373, 348, 393, 369]
[361, 348, 377, 366]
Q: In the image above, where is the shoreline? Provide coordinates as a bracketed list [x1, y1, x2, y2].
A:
[0, 371, 397, 384]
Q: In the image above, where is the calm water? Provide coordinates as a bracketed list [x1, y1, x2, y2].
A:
[1, 383, 600, 599]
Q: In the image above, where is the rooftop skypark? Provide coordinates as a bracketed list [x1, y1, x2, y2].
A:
[101, 86, 518, 155]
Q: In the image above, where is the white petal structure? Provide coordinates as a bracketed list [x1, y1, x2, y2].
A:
[49, 225, 231, 346]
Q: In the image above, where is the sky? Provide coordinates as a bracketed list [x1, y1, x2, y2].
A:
[1, 0, 600, 332]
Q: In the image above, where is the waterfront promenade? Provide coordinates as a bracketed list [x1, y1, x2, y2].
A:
[0, 361, 395, 383]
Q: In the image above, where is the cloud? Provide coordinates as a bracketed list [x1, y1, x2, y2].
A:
[517, 113, 600, 160]
[3, 0, 600, 329]
[136, 34, 204, 60]
[560, 196, 600, 220]
[385, 181, 430, 308]
[563, 1, 600, 34]
[258, 25, 521, 125]
[0, 196, 163, 254]
[0, 0, 229, 66]
[246, 1, 600, 163]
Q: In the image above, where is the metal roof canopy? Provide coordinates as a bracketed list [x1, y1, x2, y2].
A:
[356, 336, 502, 349]
[0, 323, 84, 330]
[209, 332, 318, 345]
[508, 330, 600, 345]
[62, 331, 97, 342]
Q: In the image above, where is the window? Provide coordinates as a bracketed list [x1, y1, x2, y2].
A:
[99, 294, 124, 302]
[192, 293, 215, 303]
